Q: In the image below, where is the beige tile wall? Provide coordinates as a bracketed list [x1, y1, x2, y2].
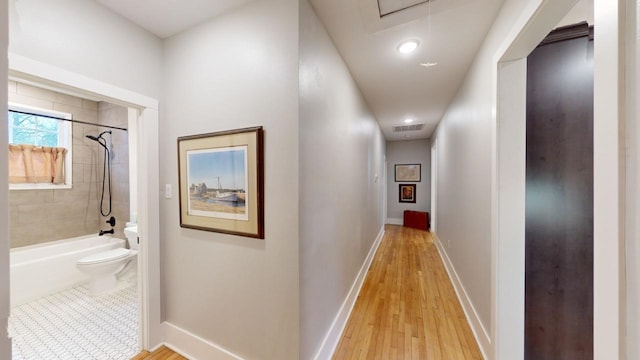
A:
[8, 81, 130, 247]
[97, 102, 130, 240]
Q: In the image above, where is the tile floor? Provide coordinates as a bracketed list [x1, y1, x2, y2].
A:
[9, 280, 138, 360]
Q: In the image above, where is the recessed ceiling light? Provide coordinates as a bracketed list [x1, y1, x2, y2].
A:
[397, 40, 419, 54]
[420, 62, 438, 68]
[404, 118, 414, 124]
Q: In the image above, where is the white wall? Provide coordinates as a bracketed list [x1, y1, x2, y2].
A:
[299, 1, 386, 358]
[558, 0, 594, 27]
[386, 139, 431, 221]
[0, 0, 10, 357]
[431, 0, 548, 351]
[161, 0, 299, 358]
[628, 2, 640, 359]
[434, 0, 530, 331]
[8, 0, 162, 99]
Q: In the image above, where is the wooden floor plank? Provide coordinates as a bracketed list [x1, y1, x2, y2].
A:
[131, 345, 188, 360]
[130, 350, 150, 360]
[333, 225, 483, 359]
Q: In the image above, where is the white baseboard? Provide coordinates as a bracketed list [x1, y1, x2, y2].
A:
[386, 218, 402, 225]
[162, 321, 244, 360]
[312, 226, 386, 360]
[433, 233, 491, 359]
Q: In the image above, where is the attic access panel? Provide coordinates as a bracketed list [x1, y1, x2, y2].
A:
[377, 0, 428, 17]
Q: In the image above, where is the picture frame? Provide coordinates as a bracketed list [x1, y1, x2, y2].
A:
[177, 126, 264, 239]
[399, 184, 417, 203]
[395, 164, 421, 182]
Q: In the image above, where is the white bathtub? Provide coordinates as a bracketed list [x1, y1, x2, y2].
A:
[10, 235, 125, 307]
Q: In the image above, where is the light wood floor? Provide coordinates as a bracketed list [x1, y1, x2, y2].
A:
[333, 225, 483, 359]
[131, 346, 188, 360]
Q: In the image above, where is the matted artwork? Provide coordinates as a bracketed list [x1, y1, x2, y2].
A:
[395, 164, 421, 182]
[399, 184, 416, 203]
[178, 126, 264, 239]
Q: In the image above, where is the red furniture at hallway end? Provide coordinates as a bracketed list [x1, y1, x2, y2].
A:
[403, 210, 430, 231]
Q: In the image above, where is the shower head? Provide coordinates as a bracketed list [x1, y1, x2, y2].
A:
[86, 132, 109, 150]
[86, 130, 112, 140]
[86, 130, 112, 144]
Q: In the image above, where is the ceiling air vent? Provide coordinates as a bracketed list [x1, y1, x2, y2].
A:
[393, 124, 425, 132]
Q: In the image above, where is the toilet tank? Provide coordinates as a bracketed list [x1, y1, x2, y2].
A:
[124, 225, 139, 250]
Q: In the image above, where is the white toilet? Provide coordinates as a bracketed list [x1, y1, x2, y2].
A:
[77, 225, 139, 296]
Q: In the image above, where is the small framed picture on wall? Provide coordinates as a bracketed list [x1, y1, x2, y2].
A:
[395, 164, 421, 182]
[399, 184, 416, 203]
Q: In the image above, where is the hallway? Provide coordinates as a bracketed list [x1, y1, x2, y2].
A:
[333, 225, 482, 359]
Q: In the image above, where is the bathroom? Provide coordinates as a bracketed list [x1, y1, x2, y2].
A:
[7, 80, 141, 359]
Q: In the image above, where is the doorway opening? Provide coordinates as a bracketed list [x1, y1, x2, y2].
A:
[6, 83, 141, 358]
[492, 0, 625, 358]
[5, 54, 162, 357]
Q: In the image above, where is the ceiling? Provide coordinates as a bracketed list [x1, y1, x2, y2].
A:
[309, 0, 504, 141]
[94, 0, 256, 39]
[95, 0, 506, 141]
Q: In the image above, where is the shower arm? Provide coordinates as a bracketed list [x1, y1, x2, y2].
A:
[85, 131, 111, 150]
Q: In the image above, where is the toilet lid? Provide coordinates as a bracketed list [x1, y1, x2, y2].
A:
[77, 248, 131, 265]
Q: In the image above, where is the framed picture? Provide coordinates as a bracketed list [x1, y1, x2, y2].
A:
[399, 184, 416, 203]
[177, 126, 264, 239]
[395, 164, 421, 182]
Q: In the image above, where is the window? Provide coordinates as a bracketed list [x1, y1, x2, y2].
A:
[8, 103, 73, 190]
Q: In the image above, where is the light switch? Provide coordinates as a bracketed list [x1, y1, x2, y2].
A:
[165, 184, 172, 199]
